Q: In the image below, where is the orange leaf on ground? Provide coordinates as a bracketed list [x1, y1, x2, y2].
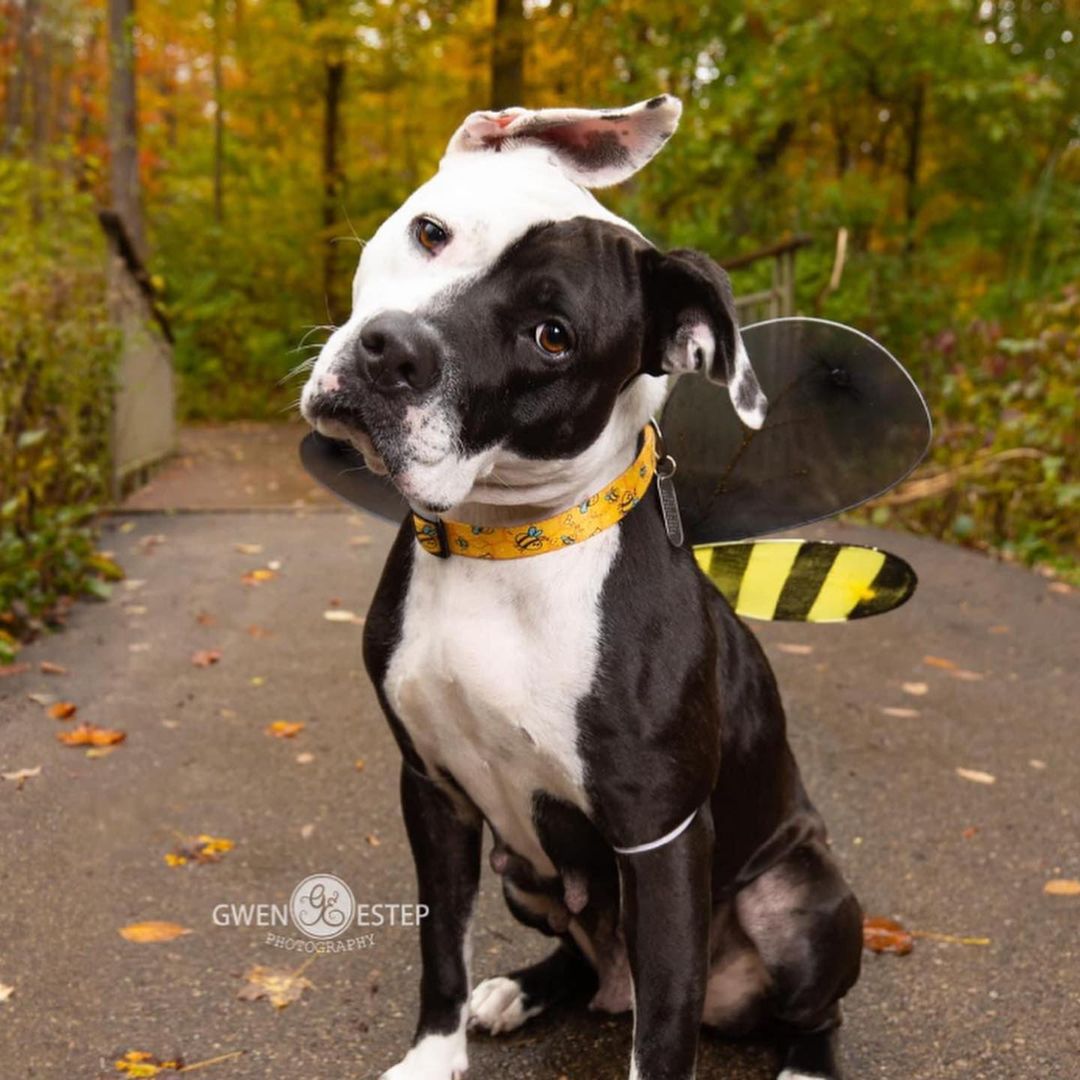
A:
[195, 611, 217, 626]
[191, 649, 222, 668]
[57, 723, 126, 747]
[862, 915, 914, 955]
[119, 921, 192, 943]
[165, 834, 235, 867]
[247, 624, 273, 639]
[242, 568, 277, 586]
[39, 661, 67, 675]
[237, 964, 313, 1009]
[114, 1050, 182, 1076]
[48, 701, 77, 720]
[1043, 879, 1080, 897]
[923, 655, 958, 670]
[266, 720, 304, 739]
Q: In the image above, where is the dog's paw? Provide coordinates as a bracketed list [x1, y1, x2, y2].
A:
[468, 976, 541, 1035]
[380, 1030, 468, 1080]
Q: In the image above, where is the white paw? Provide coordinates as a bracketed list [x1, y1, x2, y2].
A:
[468, 975, 540, 1035]
[380, 1029, 468, 1080]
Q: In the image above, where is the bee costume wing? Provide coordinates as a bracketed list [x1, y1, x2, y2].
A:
[299, 430, 410, 522]
[661, 318, 932, 545]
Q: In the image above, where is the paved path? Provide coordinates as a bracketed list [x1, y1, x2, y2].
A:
[1, 504, 1077, 1079]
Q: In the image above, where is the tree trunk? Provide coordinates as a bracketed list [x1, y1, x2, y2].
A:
[107, 0, 146, 260]
[321, 57, 345, 314]
[212, 0, 226, 223]
[491, 0, 525, 109]
[2, 0, 39, 154]
[903, 81, 926, 256]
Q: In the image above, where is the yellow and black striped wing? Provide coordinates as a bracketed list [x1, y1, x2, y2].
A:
[693, 539, 917, 622]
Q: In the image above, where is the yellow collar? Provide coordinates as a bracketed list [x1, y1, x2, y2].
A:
[413, 424, 658, 560]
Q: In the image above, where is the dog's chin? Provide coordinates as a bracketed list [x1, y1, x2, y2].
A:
[309, 416, 390, 476]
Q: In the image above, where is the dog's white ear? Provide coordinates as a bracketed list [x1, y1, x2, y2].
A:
[443, 95, 683, 188]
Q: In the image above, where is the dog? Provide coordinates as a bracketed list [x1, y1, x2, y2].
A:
[301, 95, 863, 1080]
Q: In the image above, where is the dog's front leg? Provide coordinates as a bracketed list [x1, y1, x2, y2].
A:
[381, 763, 482, 1080]
[618, 808, 714, 1080]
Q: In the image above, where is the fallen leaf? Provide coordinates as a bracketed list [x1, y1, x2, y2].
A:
[988, 624, 1010, 634]
[237, 964, 313, 1009]
[349, 535, 372, 547]
[961, 826, 979, 840]
[123, 579, 147, 592]
[354, 758, 366, 772]
[296, 752, 315, 765]
[0, 982, 13, 1003]
[266, 720, 304, 738]
[249, 676, 265, 687]
[1, 765, 41, 790]
[219, 708, 238, 720]
[165, 834, 235, 867]
[951, 668, 984, 682]
[777, 643, 814, 655]
[195, 611, 216, 627]
[880, 706, 920, 718]
[86, 746, 118, 759]
[26, 691, 55, 706]
[114, 1050, 182, 1077]
[138, 534, 167, 554]
[48, 701, 77, 720]
[0, 662, 30, 678]
[366, 833, 381, 847]
[267, 559, 282, 571]
[247, 624, 273, 639]
[39, 661, 67, 675]
[242, 568, 277, 586]
[1043, 879, 1080, 897]
[863, 915, 913, 955]
[923, 655, 958, 670]
[191, 649, 222, 668]
[901, 681, 928, 696]
[57, 723, 126, 748]
[1029, 759, 1047, 770]
[119, 921, 192, 943]
[234, 542, 264, 555]
[1048, 582, 1072, 595]
[129, 642, 151, 653]
[955, 766, 996, 785]
[323, 609, 364, 624]
[300, 823, 316, 840]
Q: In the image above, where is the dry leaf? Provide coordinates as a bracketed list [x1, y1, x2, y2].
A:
[0, 662, 30, 678]
[862, 915, 914, 955]
[237, 964, 313, 1009]
[39, 661, 67, 675]
[129, 642, 151, 653]
[296, 752, 315, 765]
[26, 691, 55, 706]
[138, 534, 167, 553]
[195, 611, 216, 627]
[234, 542, 264, 555]
[955, 766, 996, 785]
[366, 833, 381, 847]
[881, 706, 920, 718]
[923, 655, 958, 670]
[123, 579, 147, 592]
[266, 720, 304, 738]
[86, 746, 118, 759]
[323, 609, 364, 624]
[191, 649, 222, 668]
[165, 834, 235, 867]
[219, 708, 237, 720]
[1029, 759, 1047, 770]
[951, 668, 984, 682]
[48, 701, 77, 720]
[901, 681, 928, 696]
[267, 559, 282, 570]
[988, 624, 1010, 634]
[1043, 879, 1080, 897]
[777, 643, 814, 656]
[119, 921, 192, 943]
[242, 568, 277, 586]
[250, 675, 265, 687]
[961, 826, 979, 840]
[1048, 582, 1072, 596]
[0, 982, 13, 1003]
[1, 765, 41, 790]
[247, 624, 273, 639]
[114, 1050, 182, 1077]
[354, 758, 366, 772]
[349, 535, 372, 547]
[57, 723, 126, 748]
[300, 823, 316, 840]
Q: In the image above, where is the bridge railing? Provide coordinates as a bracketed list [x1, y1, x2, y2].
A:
[723, 234, 812, 325]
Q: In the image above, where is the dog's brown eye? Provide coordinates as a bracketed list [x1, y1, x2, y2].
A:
[414, 217, 449, 254]
[535, 320, 573, 356]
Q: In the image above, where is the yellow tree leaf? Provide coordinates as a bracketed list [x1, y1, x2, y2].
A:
[119, 921, 193, 943]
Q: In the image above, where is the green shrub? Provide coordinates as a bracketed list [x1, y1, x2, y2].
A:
[0, 161, 122, 660]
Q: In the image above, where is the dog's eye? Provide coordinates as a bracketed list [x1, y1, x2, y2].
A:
[414, 217, 449, 255]
[534, 320, 573, 356]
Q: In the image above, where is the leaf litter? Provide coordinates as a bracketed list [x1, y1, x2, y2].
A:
[57, 723, 126, 748]
[863, 915, 989, 955]
[165, 834, 235, 867]
[237, 962, 314, 1009]
[119, 921, 192, 943]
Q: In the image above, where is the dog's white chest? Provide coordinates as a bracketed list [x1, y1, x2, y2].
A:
[385, 531, 619, 873]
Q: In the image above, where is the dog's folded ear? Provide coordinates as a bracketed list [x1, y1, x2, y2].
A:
[442, 95, 683, 188]
[640, 248, 768, 430]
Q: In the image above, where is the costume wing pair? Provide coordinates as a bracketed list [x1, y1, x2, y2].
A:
[300, 318, 931, 623]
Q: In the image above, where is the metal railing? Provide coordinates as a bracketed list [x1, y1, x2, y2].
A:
[723, 234, 812, 325]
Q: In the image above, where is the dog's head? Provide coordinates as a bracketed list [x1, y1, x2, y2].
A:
[301, 96, 765, 516]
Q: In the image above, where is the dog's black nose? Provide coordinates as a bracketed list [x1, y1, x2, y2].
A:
[356, 312, 442, 395]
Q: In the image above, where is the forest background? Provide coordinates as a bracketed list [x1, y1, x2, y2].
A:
[0, 0, 1077, 656]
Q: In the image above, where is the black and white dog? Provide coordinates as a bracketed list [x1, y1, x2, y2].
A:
[301, 96, 863, 1080]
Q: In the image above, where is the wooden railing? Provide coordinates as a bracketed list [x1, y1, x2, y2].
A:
[722, 234, 812, 325]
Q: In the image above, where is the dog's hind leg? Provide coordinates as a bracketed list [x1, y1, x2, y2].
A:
[469, 942, 596, 1035]
[381, 763, 483, 1080]
[734, 838, 863, 1080]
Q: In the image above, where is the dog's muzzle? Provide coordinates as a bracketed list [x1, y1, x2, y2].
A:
[351, 311, 443, 397]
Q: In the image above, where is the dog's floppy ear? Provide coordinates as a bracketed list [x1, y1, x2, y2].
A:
[442, 95, 682, 188]
[640, 248, 768, 430]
